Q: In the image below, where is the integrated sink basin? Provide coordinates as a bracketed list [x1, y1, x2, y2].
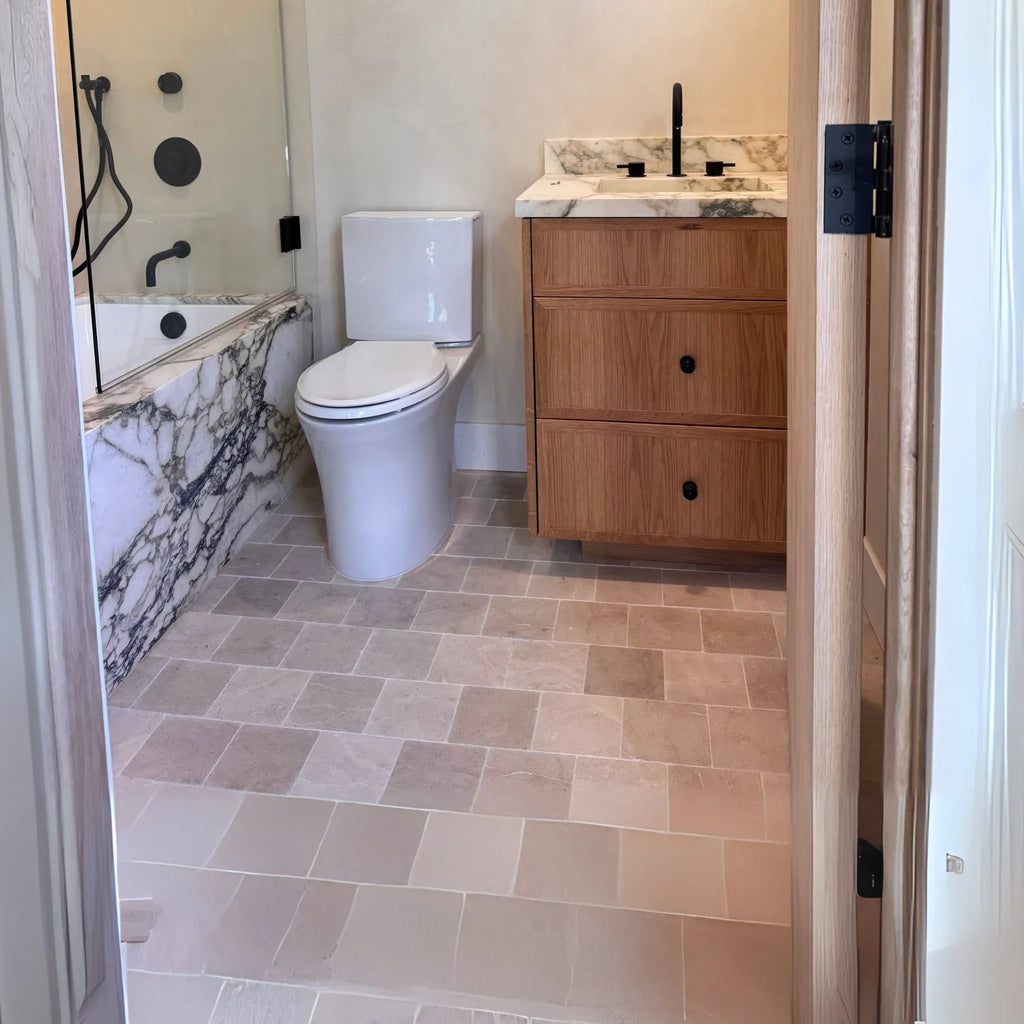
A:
[596, 175, 774, 194]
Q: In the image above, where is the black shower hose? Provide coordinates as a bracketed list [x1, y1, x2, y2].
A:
[71, 79, 134, 277]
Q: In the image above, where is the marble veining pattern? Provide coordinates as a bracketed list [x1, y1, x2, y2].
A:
[86, 297, 314, 687]
[84, 292, 277, 306]
[544, 135, 788, 175]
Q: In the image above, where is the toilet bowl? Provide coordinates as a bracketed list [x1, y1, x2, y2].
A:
[295, 211, 483, 581]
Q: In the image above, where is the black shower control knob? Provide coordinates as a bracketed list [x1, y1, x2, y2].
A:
[682, 481, 699, 501]
[679, 355, 696, 374]
[158, 72, 183, 95]
[160, 312, 187, 339]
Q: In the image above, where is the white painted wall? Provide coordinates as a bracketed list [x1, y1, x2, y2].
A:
[302, 0, 790, 428]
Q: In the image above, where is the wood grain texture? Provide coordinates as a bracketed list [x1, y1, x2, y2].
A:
[0, 1, 125, 1020]
[534, 298, 787, 427]
[788, 0, 872, 1020]
[880, 0, 941, 1020]
[531, 218, 788, 300]
[581, 541, 787, 571]
[522, 219, 539, 534]
[537, 419, 786, 549]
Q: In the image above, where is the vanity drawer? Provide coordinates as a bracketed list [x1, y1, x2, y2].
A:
[530, 218, 787, 300]
[533, 298, 786, 427]
[536, 419, 786, 550]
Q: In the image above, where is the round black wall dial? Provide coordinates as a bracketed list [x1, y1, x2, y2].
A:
[154, 137, 202, 187]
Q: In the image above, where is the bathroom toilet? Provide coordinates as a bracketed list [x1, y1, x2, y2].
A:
[295, 211, 482, 581]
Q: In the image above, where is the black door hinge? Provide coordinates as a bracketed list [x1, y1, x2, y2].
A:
[823, 120, 893, 239]
[280, 215, 302, 253]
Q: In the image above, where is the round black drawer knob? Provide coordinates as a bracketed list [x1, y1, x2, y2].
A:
[158, 72, 183, 95]
[679, 355, 696, 374]
[682, 480, 699, 501]
[160, 312, 187, 339]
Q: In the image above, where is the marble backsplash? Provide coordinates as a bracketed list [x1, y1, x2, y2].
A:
[544, 135, 788, 176]
[86, 296, 314, 688]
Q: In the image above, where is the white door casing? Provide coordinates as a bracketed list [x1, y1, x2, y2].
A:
[925, 0, 1024, 1018]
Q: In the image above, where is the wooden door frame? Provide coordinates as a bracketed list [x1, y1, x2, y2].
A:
[0, 0, 125, 1021]
[789, 0, 941, 1019]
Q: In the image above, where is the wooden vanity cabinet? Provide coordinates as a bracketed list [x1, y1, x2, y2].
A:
[522, 217, 787, 554]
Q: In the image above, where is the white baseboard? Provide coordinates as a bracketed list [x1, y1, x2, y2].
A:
[863, 536, 886, 650]
[455, 422, 527, 472]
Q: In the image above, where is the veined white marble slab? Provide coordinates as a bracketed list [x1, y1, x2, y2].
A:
[515, 171, 787, 219]
[544, 135, 788, 175]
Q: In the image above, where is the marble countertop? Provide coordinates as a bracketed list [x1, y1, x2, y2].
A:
[516, 135, 788, 219]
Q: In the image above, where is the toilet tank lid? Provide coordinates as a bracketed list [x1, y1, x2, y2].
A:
[343, 211, 481, 221]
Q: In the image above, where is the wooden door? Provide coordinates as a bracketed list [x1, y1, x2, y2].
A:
[0, 1, 125, 1021]
[788, 0, 872, 1020]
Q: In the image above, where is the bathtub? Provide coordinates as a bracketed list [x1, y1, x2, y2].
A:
[75, 300, 255, 396]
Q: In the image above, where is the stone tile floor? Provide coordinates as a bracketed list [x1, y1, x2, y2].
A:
[109, 470, 792, 1024]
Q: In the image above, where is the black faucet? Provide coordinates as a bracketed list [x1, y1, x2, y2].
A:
[146, 240, 191, 288]
[669, 83, 684, 177]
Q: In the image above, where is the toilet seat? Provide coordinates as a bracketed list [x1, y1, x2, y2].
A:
[296, 340, 449, 421]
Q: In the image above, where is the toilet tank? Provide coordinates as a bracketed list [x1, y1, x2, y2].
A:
[342, 211, 482, 343]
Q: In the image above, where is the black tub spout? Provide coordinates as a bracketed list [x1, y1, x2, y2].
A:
[145, 240, 191, 288]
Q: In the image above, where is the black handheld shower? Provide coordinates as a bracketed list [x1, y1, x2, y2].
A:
[71, 75, 134, 277]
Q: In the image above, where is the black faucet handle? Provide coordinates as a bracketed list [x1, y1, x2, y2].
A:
[616, 162, 646, 178]
[705, 161, 737, 177]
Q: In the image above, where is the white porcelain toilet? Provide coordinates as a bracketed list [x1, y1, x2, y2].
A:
[295, 211, 482, 581]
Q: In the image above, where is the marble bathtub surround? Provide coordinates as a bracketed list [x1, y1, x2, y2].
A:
[544, 135, 788, 176]
[517, 134, 788, 219]
[88, 296, 314, 687]
[111, 470, 793, 1024]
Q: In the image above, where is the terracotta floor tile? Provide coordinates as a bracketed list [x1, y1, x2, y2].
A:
[594, 565, 663, 605]
[619, 828, 727, 916]
[700, 609, 781, 657]
[206, 724, 317, 794]
[584, 645, 665, 700]
[708, 706, 790, 772]
[365, 679, 461, 741]
[410, 811, 524, 895]
[312, 803, 427, 884]
[627, 605, 702, 651]
[381, 739, 486, 811]
[481, 596, 559, 641]
[448, 686, 539, 749]
[276, 582, 360, 624]
[661, 569, 734, 610]
[683, 917, 792, 1024]
[533, 692, 623, 757]
[505, 639, 588, 692]
[331, 885, 463, 990]
[213, 577, 298, 618]
[428, 633, 513, 685]
[134, 659, 236, 716]
[455, 894, 574, 1004]
[123, 717, 237, 784]
[461, 557, 534, 596]
[570, 905, 684, 1024]
[354, 629, 441, 679]
[208, 792, 333, 875]
[474, 749, 574, 818]
[668, 765, 766, 839]
[570, 757, 668, 831]
[744, 656, 788, 709]
[663, 650, 748, 706]
[514, 820, 619, 904]
[291, 732, 402, 802]
[412, 591, 490, 635]
[724, 840, 792, 924]
[285, 673, 383, 732]
[554, 601, 628, 645]
[621, 700, 711, 765]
